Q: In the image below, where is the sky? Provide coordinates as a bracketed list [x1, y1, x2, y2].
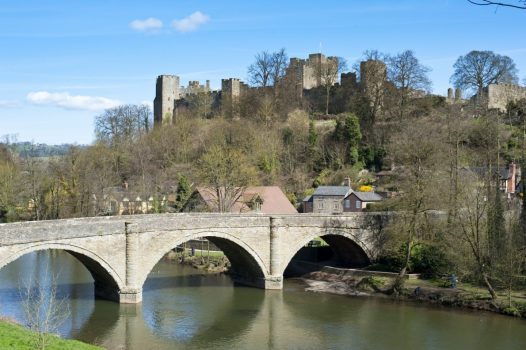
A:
[0, 0, 525, 144]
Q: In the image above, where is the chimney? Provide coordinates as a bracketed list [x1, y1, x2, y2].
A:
[123, 180, 129, 191]
[344, 177, 351, 188]
[507, 161, 516, 194]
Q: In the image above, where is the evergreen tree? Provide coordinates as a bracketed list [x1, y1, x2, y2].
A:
[175, 174, 192, 212]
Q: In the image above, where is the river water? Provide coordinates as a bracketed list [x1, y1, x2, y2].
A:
[0, 250, 525, 350]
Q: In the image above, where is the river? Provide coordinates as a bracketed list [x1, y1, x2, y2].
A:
[0, 250, 525, 350]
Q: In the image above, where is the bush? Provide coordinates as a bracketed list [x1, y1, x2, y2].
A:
[411, 243, 454, 278]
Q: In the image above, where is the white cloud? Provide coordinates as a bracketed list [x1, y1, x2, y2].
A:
[27, 91, 121, 112]
[130, 17, 163, 32]
[171, 11, 210, 33]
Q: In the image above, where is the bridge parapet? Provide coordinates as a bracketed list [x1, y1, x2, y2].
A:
[0, 213, 388, 304]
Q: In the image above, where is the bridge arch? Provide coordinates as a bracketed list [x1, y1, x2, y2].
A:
[280, 229, 372, 276]
[0, 243, 125, 301]
[138, 230, 269, 290]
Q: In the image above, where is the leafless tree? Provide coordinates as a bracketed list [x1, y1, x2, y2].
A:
[467, 0, 526, 9]
[450, 50, 518, 95]
[247, 48, 288, 88]
[387, 50, 431, 93]
[316, 56, 348, 115]
[20, 266, 70, 350]
[95, 104, 152, 144]
[197, 145, 256, 212]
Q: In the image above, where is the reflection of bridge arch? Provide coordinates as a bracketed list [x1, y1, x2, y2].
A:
[138, 231, 269, 291]
[0, 243, 124, 301]
[279, 229, 372, 276]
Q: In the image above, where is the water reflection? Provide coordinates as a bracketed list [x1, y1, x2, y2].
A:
[0, 251, 525, 350]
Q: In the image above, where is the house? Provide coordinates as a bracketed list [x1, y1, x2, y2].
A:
[344, 191, 384, 212]
[302, 186, 352, 214]
[302, 186, 384, 213]
[183, 186, 297, 214]
[100, 183, 169, 215]
[460, 161, 520, 197]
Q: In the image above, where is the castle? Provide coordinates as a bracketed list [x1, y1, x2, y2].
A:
[153, 53, 388, 126]
[471, 83, 526, 111]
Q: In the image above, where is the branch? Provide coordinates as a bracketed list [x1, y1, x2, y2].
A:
[467, 0, 526, 9]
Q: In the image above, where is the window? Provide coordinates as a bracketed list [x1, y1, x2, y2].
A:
[355, 200, 361, 209]
[344, 199, 351, 209]
[317, 201, 324, 209]
[333, 201, 339, 210]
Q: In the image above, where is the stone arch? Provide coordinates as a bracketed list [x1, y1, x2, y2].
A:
[280, 229, 372, 276]
[0, 243, 124, 301]
[139, 230, 268, 290]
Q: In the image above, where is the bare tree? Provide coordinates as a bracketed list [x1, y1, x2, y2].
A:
[467, 0, 526, 9]
[271, 48, 288, 87]
[197, 145, 256, 212]
[247, 48, 288, 88]
[20, 267, 70, 350]
[450, 50, 518, 95]
[316, 56, 348, 115]
[247, 51, 273, 88]
[95, 104, 152, 144]
[387, 50, 431, 93]
[386, 50, 431, 120]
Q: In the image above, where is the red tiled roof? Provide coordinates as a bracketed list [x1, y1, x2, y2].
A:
[195, 186, 297, 214]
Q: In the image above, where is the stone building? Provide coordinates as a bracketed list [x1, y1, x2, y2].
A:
[220, 78, 249, 119]
[153, 75, 216, 126]
[446, 87, 462, 104]
[359, 59, 387, 109]
[285, 53, 339, 96]
[153, 75, 180, 125]
[472, 83, 526, 112]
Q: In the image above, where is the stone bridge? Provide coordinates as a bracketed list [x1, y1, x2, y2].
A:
[0, 213, 387, 303]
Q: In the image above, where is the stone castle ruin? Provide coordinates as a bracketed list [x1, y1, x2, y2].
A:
[471, 83, 526, 112]
[153, 53, 388, 126]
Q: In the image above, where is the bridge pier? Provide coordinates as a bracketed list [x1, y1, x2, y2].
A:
[119, 289, 143, 304]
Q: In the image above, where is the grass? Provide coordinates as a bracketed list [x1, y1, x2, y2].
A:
[0, 320, 102, 350]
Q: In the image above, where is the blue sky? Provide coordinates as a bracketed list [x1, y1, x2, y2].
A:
[1, 0, 525, 144]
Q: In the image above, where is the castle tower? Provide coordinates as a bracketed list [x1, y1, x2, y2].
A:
[221, 78, 247, 118]
[153, 75, 180, 126]
[360, 59, 387, 109]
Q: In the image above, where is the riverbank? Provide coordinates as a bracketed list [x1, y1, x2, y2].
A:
[0, 319, 102, 350]
[164, 249, 230, 273]
[301, 267, 526, 319]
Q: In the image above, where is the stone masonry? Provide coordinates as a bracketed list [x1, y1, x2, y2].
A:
[472, 83, 526, 112]
[0, 213, 385, 304]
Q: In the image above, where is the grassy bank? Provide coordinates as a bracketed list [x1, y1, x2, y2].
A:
[0, 320, 102, 350]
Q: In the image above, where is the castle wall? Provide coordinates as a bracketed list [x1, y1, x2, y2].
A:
[487, 83, 526, 112]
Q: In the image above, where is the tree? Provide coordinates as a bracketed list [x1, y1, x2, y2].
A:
[197, 145, 257, 212]
[450, 51, 518, 94]
[95, 104, 152, 144]
[21, 267, 70, 350]
[386, 50, 431, 120]
[387, 50, 431, 94]
[175, 174, 192, 211]
[247, 48, 288, 88]
[386, 117, 445, 292]
[316, 56, 348, 115]
[467, 0, 526, 9]
[333, 113, 362, 165]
